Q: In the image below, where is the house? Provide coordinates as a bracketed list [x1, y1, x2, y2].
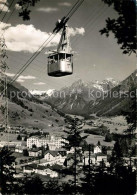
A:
[15, 146, 23, 153]
[54, 148, 67, 157]
[0, 141, 22, 148]
[67, 147, 82, 154]
[28, 148, 42, 157]
[13, 172, 25, 178]
[38, 156, 65, 166]
[44, 151, 61, 161]
[67, 147, 75, 154]
[15, 142, 27, 153]
[83, 153, 96, 165]
[23, 166, 34, 174]
[35, 166, 58, 177]
[35, 165, 48, 175]
[21, 135, 27, 141]
[43, 167, 58, 178]
[23, 164, 37, 174]
[94, 145, 102, 154]
[23, 164, 59, 178]
[49, 164, 62, 177]
[96, 153, 107, 163]
[2, 145, 15, 152]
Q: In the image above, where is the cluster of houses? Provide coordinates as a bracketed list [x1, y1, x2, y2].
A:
[0, 140, 26, 152]
[21, 141, 111, 178]
[1, 133, 136, 180]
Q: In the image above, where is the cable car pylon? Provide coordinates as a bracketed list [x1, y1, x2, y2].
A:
[0, 36, 9, 146]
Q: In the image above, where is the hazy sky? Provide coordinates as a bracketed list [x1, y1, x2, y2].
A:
[0, 0, 136, 91]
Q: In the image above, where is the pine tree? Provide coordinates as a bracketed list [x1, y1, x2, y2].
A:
[110, 139, 124, 176]
[46, 144, 49, 151]
[62, 117, 87, 193]
[23, 175, 44, 194]
[23, 149, 29, 156]
[122, 86, 136, 135]
[44, 180, 61, 194]
[80, 144, 95, 194]
[0, 146, 16, 194]
[17, 134, 21, 140]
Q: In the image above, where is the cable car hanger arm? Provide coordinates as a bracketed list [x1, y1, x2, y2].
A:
[53, 0, 84, 33]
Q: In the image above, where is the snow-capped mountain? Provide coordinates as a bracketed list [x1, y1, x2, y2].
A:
[44, 78, 119, 115]
[30, 90, 46, 95]
[30, 89, 55, 96]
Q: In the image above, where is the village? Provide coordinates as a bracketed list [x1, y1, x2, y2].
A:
[0, 125, 136, 182]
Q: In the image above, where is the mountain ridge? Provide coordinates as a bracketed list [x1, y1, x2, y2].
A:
[44, 77, 119, 115]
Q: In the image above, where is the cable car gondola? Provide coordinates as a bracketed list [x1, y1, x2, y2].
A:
[48, 22, 73, 77]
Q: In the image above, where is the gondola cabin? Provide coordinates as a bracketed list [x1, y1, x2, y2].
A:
[48, 21, 73, 77]
[48, 51, 73, 77]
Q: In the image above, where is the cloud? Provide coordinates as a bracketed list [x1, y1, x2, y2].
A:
[33, 82, 46, 85]
[16, 78, 25, 83]
[0, 0, 9, 12]
[5, 72, 36, 83]
[1, 23, 59, 53]
[17, 75, 36, 83]
[15, 4, 21, 10]
[45, 50, 54, 54]
[58, 2, 71, 6]
[0, 22, 10, 30]
[5, 72, 15, 77]
[68, 27, 85, 36]
[19, 75, 36, 80]
[37, 7, 58, 13]
[1, 23, 85, 53]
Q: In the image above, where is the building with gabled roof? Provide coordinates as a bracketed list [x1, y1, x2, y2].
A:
[94, 144, 102, 154]
[44, 150, 60, 160]
[28, 148, 42, 157]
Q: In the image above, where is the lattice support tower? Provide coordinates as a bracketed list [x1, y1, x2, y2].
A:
[0, 36, 9, 134]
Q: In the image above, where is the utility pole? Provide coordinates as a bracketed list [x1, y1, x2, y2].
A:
[0, 35, 9, 141]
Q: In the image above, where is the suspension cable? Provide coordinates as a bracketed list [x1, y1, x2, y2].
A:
[0, 0, 15, 22]
[7, 0, 85, 85]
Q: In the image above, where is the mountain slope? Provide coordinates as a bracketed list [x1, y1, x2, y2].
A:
[0, 78, 64, 128]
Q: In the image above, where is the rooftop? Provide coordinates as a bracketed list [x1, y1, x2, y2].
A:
[96, 153, 107, 157]
[45, 150, 59, 157]
[29, 148, 41, 152]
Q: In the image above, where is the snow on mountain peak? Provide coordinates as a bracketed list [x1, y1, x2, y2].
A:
[46, 89, 55, 96]
[30, 89, 55, 96]
[30, 90, 46, 95]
